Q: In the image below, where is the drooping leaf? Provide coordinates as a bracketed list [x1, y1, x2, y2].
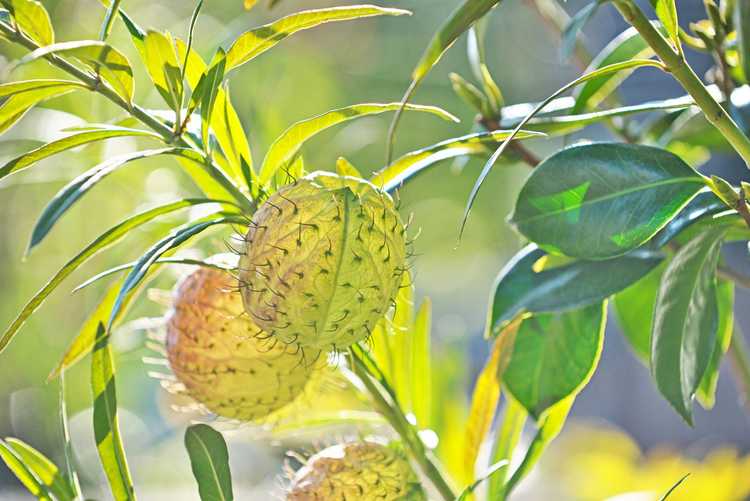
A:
[184, 424, 234, 501]
[502, 303, 606, 419]
[28, 148, 185, 250]
[0, 440, 53, 500]
[0, 198, 225, 355]
[572, 28, 653, 113]
[651, 226, 729, 424]
[226, 5, 409, 70]
[370, 129, 542, 192]
[0, 0, 53, 45]
[510, 143, 706, 259]
[489, 245, 662, 335]
[4, 438, 76, 501]
[0, 80, 87, 134]
[108, 215, 243, 328]
[696, 280, 734, 409]
[91, 323, 136, 501]
[651, 0, 679, 47]
[0, 126, 161, 181]
[259, 102, 458, 185]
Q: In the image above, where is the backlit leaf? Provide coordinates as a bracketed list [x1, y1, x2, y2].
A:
[0, 80, 87, 134]
[5, 438, 75, 501]
[651, 0, 679, 47]
[0, 440, 53, 500]
[1, 0, 53, 45]
[142, 30, 183, 110]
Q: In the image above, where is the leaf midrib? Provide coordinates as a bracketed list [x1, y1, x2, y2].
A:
[192, 433, 227, 501]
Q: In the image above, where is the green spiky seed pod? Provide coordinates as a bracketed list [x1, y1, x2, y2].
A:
[166, 267, 314, 421]
[240, 171, 407, 351]
[287, 441, 426, 500]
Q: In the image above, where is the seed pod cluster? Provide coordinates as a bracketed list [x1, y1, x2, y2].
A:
[240, 171, 407, 352]
[166, 267, 313, 421]
[286, 441, 426, 501]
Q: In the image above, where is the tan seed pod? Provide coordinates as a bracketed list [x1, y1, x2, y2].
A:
[166, 267, 314, 421]
[287, 441, 426, 501]
[240, 171, 407, 352]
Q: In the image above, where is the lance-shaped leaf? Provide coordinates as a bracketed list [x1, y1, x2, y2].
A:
[0, 126, 161, 181]
[29, 148, 184, 250]
[370, 129, 543, 192]
[0, 198, 225, 355]
[652, 226, 729, 424]
[108, 215, 243, 327]
[502, 303, 606, 419]
[99, 0, 122, 40]
[260, 102, 457, 185]
[614, 261, 664, 363]
[560, 1, 601, 61]
[0, 0, 53, 45]
[0, 80, 87, 134]
[411, 299, 432, 428]
[696, 280, 734, 409]
[197, 50, 226, 153]
[488, 245, 662, 335]
[737, 0, 750, 81]
[0, 440, 53, 500]
[20, 41, 134, 103]
[651, 0, 679, 47]
[184, 424, 234, 501]
[142, 30, 183, 110]
[91, 323, 136, 501]
[226, 5, 409, 70]
[510, 143, 706, 259]
[572, 28, 652, 113]
[3, 438, 76, 501]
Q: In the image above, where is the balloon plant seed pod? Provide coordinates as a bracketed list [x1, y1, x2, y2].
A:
[165, 266, 316, 421]
[286, 441, 426, 500]
[239, 171, 408, 352]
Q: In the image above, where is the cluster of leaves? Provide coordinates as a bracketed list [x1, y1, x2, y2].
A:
[2, 0, 750, 500]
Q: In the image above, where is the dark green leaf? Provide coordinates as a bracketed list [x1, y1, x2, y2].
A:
[19, 41, 134, 103]
[696, 280, 734, 409]
[29, 148, 184, 250]
[91, 323, 135, 500]
[503, 303, 606, 419]
[260, 102, 458, 185]
[650, 191, 727, 248]
[184, 424, 234, 501]
[1, 0, 53, 45]
[0, 126, 161, 181]
[651, 226, 728, 424]
[489, 245, 662, 336]
[226, 5, 409, 70]
[4, 438, 75, 501]
[660, 473, 690, 501]
[614, 261, 665, 362]
[0, 198, 225, 355]
[573, 28, 653, 113]
[0, 80, 87, 134]
[510, 143, 706, 259]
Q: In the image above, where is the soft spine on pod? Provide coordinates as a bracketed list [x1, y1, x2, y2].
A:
[240, 171, 407, 352]
[166, 267, 314, 421]
[286, 441, 426, 500]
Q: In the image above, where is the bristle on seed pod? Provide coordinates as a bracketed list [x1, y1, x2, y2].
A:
[166, 267, 316, 421]
[286, 441, 426, 500]
[240, 171, 407, 352]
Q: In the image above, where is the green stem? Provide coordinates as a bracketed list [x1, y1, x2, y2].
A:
[0, 21, 253, 212]
[349, 350, 456, 501]
[728, 326, 750, 414]
[613, 0, 750, 167]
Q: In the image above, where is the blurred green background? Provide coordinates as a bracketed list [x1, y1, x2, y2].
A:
[1, 0, 750, 499]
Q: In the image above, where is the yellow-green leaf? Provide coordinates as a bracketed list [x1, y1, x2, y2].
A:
[1, 0, 53, 46]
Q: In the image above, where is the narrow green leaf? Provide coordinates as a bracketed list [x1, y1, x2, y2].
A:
[226, 5, 410, 70]
[387, 0, 502, 162]
[467, 19, 503, 112]
[20, 40, 134, 104]
[489, 245, 662, 335]
[0, 198, 224, 355]
[370, 129, 542, 193]
[108, 216, 242, 328]
[199, 51, 227, 153]
[510, 143, 706, 259]
[411, 298, 432, 428]
[0, 440, 53, 500]
[503, 303, 606, 419]
[0, 80, 87, 134]
[573, 28, 653, 113]
[462, 59, 664, 238]
[142, 31, 183, 110]
[652, 226, 729, 424]
[0, 126, 161, 181]
[184, 424, 234, 501]
[91, 323, 136, 501]
[560, 1, 600, 61]
[651, 0, 679, 47]
[5, 439, 75, 501]
[488, 395, 526, 500]
[450, 72, 490, 115]
[99, 0, 122, 40]
[29, 148, 184, 250]
[58, 374, 82, 499]
[696, 280, 734, 409]
[1, 0, 53, 45]
[736, 0, 750, 81]
[260, 102, 458, 185]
